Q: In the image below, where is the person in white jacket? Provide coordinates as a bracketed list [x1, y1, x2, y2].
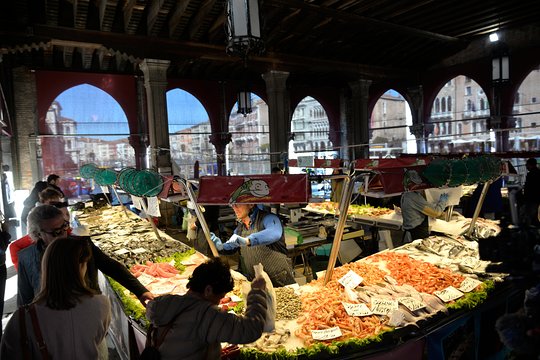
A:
[0, 236, 111, 359]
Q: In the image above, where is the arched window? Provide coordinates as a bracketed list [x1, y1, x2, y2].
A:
[513, 68, 540, 153]
[467, 99, 472, 111]
[369, 89, 415, 157]
[435, 98, 440, 113]
[167, 89, 216, 177]
[480, 98, 485, 110]
[289, 96, 335, 173]
[42, 84, 135, 198]
[227, 94, 270, 175]
[441, 98, 446, 113]
[447, 96, 452, 112]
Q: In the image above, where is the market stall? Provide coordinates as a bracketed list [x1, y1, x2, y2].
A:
[75, 160, 516, 359]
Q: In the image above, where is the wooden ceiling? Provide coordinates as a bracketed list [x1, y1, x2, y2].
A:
[1, 0, 540, 85]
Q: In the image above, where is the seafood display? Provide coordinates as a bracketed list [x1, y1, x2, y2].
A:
[77, 206, 504, 359]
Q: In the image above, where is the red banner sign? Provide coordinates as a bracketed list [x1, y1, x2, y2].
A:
[197, 174, 310, 204]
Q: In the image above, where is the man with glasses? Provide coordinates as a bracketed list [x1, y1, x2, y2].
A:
[17, 205, 154, 306]
[10, 188, 70, 270]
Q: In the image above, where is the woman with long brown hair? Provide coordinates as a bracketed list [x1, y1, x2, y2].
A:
[1, 236, 111, 359]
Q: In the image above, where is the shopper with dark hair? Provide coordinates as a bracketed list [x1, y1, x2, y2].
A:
[46, 173, 65, 198]
[1, 236, 111, 359]
[145, 257, 267, 360]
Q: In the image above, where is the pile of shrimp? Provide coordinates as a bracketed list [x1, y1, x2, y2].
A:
[296, 262, 389, 345]
[367, 252, 465, 294]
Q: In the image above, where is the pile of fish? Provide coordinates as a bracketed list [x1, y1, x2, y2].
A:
[76, 207, 191, 267]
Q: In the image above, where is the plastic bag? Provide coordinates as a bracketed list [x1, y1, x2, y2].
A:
[253, 263, 276, 333]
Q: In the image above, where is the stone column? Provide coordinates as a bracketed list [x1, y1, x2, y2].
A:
[407, 86, 426, 153]
[347, 79, 371, 160]
[139, 59, 171, 174]
[339, 90, 349, 162]
[262, 71, 290, 169]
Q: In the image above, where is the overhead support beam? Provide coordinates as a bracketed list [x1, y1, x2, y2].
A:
[31, 24, 413, 79]
[268, 0, 464, 44]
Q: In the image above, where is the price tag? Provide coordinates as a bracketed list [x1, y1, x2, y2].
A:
[434, 286, 464, 302]
[397, 297, 426, 312]
[230, 295, 242, 302]
[285, 283, 301, 291]
[132, 247, 147, 254]
[311, 326, 342, 340]
[461, 256, 480, 269]
[137, 273, 156, 287]
[459, 277, 483, 293]
[316, 270, 326, 279]
[100, 185, 110, 194]
[387, 309, 405, 327]
[370, 298, 399, 315]
[338, 270, 363, 289]
[113, 248, 130, 255]
[84, 201, 93, 208]
[342, 302, 373, 317]
[150, 283, 177, 295]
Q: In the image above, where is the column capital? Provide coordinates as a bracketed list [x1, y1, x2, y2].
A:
[348, 79, 372, 99]
[262, 71, 289, 92]
[140, 59, 170, 85]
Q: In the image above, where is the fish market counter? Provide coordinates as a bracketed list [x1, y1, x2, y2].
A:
[79, 207, 515, 360]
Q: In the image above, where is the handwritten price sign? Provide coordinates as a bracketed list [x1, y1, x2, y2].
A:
[311, 326, 342, 340]
[370, 298, 399, 315]
[397, 297, 426, 312]
[338, 270, 364, 289]
[459, 277, 482, 293]
[342, 302, 373, 317]
[434, 286, 464, 302]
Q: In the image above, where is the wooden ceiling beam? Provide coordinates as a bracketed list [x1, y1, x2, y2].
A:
[98, 0, 117, 32]
[123, 0, 145, 35]
[147, 0, 176, 36]
[267, 0, 463, 43]
[29, 24, 410, 79]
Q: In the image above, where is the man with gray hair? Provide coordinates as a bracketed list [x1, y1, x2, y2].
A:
[17, 205, 154, 306]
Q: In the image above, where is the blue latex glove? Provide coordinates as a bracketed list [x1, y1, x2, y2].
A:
[439, 193, 449, 203]
[210, 232, 223, 251]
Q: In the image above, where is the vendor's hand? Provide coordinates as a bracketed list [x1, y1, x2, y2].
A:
[210, 232, 224, 251]
[439, 193, 449, 203]
[138, 291, 155, 307]
[229, 234, 250, 246]
[251, 277, 266, 291]
[222, 238, 240, 251]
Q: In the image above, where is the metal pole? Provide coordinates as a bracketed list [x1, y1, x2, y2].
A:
[324, 169, 361, 285]
[182, 179, 220, 257]
[466, 180, 492, 237]
[111, 186, 129, 218]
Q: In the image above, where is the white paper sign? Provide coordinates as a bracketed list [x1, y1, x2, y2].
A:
[146, 196, 161, 217]
[230, 295, 243, 302]
[342, 302, 373, 317]
[150, 283, 177, 295]
[137, 273, 156, 287]
[131, 196, 143, 210]
[338, 270, 363, 289]
[311, 326, 342, 340]
[113, 248, 130, 255]
[398, 297, 426, 312]
[461, 256, 480, 269]
[459, 277, 483, 293]
[285, 283, 301, 291]
[84, 201, 93, 208]
[132, 247, 147, 254]
[370, 298, 399, 315]
[100, 185, 110, 194]
[434, 286, 464, 302]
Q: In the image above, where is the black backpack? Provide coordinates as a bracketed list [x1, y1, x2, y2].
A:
[139, 313, 181, 360]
